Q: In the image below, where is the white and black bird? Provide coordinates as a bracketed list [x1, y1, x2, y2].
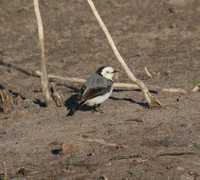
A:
[67, 66, 117, 116]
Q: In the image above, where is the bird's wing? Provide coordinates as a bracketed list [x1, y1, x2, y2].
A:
[80, 86, 111, 103]
[79, 73, 113, 103]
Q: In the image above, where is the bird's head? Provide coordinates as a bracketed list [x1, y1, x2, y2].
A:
[96, 66, 118, 80]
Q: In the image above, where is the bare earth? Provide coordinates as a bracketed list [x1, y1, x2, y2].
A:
[0, 0, 200, 179]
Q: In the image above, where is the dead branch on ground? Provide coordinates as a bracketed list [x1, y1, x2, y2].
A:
[0, 60, 188, 95]
[35, 71, 188, 94]
[81, 137, 127, 148]
[86, 0, 161, 107]
[33, 0, 51, 105]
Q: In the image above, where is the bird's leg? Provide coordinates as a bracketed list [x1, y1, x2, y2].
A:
[92, 104, 103, 113]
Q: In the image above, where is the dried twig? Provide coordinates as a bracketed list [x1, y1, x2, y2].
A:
[33, 0, 51, 105]
[144, 67, 153, 78]
[86, 0, 161, 107]
[125, 118, 144, 123]
[161, 88, 187, 94]
[36, 70, 140, 89]
[81, 137, 126, 148]
[157, 151, 196, 157]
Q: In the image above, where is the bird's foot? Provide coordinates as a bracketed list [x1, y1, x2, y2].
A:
[92, 105, 104, 113]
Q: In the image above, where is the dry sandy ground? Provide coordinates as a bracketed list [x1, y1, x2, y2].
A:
[0, 0, 200, 179]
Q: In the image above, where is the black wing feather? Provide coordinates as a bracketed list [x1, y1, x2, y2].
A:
[79, 73, 113, 104]
[80, 86, 111, 103]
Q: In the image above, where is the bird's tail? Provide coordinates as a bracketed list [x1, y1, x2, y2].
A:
[67, 100, 87, 116]
[67, 104, 79, 116]
[66, 94, 82, 116]
[67, 99, 81, 116]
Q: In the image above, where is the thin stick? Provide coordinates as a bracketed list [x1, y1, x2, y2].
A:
[35, 71, 188, 94]
[157, 151, 196, 157]
[81, 137, 126, 148]
[144, 66, 153, 78]
[33, 0, 51, 105]
[161, 88, 187, 94]
[35, 70, 152, 90]
[86, 0, 161, 107]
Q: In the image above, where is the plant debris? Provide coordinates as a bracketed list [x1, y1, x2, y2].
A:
[0, 85, 14, 113]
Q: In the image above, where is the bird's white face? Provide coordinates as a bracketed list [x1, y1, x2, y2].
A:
[101, 66, 115, 80]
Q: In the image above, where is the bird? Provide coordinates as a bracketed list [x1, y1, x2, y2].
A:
[67, 66, 117, 116]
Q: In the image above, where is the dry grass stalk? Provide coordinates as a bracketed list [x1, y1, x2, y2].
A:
[86, 0, 161, 107]
[33, 0, 51, 105]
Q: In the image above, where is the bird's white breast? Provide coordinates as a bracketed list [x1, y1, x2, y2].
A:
[85, 88, 113, 106]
